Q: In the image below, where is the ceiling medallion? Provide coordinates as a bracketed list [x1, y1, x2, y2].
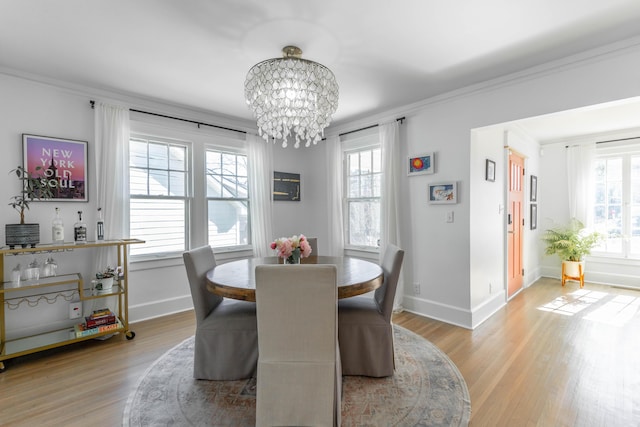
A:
[244, 45, 339, 148]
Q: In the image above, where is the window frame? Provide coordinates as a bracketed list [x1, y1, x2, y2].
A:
[129, 135, 192, 260]
[342, 131, 382, 251]
[204, 144, 252, 252]
[128, 117, 252, 262]
[592, 139, 640, 260]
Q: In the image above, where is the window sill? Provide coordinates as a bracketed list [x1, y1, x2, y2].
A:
[587, 254, 640, 266]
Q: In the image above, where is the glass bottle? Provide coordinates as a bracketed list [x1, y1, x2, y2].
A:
[74, 210, 87, 244]
[43, 257, 58, 277]
[97, 207, 104, 241]
[52, 207, 65, 244]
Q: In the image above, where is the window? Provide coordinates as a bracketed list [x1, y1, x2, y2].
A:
[345, 145, 381, 248]
[129, 137, 189, 257]
[593, 142, 640, 258]
[205, 149, 249, 248]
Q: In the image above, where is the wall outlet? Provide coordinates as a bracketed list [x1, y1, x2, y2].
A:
[413, 282, 420, 295]
[69, 302, 82, 319]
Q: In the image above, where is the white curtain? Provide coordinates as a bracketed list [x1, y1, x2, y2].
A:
[247, 134, 274, 257]
[379, 121, 404, 311]
[93, 102, 130, 311]
[325, 135, 344, 256]
[566, 143, 596, 226]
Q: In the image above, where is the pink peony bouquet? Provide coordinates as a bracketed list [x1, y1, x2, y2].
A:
[270, 234, 312, 264]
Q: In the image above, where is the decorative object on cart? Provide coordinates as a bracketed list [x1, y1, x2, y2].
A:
[94, 266, 119, 293]
[244, 45, 339, 148]
[542, 218, 603, 288]
[96, 207, 104, 240]
[408, 152, 434, 176]
[6, 165, 55, 249]
[74, 210, 87, 244]
[22, 134, 88, 201]
[270, 234, 312, 264]
[51, 206, 64, 244]
[24, 258, 40, 281]
[42, 257, 58, 277]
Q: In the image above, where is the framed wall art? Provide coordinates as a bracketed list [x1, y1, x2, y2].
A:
[530, 175, 537, 202]
[485, 159, 495, 182]
[23, 134, 88, 201]
[530, 204, 537, 230]
[273, 171, 301, 201]
[428, 182, 457, 204]
[408, 152, 434, 176]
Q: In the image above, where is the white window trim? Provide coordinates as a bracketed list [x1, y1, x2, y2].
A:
[342, 129, 381, 252]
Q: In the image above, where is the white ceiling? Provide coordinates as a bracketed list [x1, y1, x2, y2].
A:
[2, 0, 640, 138]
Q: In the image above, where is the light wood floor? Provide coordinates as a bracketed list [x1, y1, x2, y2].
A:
[1, 278, 639, 426]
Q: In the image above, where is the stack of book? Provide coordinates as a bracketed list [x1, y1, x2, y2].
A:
[74, 308, 121, 338]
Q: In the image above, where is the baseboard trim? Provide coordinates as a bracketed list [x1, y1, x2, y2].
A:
[402, 296, 473, 329]
[129, 295, 193, 324]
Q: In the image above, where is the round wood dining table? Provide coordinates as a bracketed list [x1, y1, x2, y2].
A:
[206, 256, 383, 301]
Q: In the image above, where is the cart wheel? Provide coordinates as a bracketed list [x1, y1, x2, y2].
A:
[126, 331, 136, 340]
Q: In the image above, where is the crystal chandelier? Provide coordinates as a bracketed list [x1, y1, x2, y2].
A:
[244, 46, 339, 148]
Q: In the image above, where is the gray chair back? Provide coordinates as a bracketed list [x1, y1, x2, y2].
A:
[255, 264, 341, 426]
[307, 237, 318, 256]
[374, 244, 405, 320]
[183, 246, 223, 323]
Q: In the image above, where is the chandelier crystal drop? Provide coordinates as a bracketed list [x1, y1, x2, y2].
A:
[244, 46, 339, 148]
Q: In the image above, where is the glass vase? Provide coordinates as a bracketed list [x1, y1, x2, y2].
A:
[285, 248, 301, 264]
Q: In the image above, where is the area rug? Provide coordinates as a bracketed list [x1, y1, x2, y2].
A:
[123, 325, 470, 426]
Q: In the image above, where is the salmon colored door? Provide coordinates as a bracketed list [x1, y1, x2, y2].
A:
[507, 151, 524, 298]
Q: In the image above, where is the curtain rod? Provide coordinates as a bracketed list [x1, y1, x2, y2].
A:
[339, 117, 406, 137]
[90, 100, 247, 135]
[90, 100, 404, 139]
[565, 136, 640, 148]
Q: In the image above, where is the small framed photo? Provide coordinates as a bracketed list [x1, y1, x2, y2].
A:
[428, 182, 457, 204]
[485, 159, 495, 182]
[530, 175, 537, 202]
[530, 204, 537, 230]
[23, 134, 88, 201]
[408, 152, 434, 176]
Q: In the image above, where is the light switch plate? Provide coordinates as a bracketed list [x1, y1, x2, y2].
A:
[69, 302, 82, 319]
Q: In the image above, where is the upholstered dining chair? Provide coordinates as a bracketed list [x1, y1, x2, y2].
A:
[182, 246, 258, 380]
[255, 264, 341, 427]
[337, 244, 405, 377]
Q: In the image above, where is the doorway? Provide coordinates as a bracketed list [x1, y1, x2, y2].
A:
[507, 150, 524, 298]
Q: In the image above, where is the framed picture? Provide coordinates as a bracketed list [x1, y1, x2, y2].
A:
[485, 159, 495, 182]
[530, 175, 537, 202]
[408, 152, 434, 176]
[530, 204, 537, 230]
[273, 171, 301, 201]
[23, 134, 88, 201]
[428, 182, 457, 204]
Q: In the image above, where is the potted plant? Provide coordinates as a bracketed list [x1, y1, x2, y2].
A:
[94, 266, 118, 293]
[542, 218, 603, 287]
[6, 165, 54, 248]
